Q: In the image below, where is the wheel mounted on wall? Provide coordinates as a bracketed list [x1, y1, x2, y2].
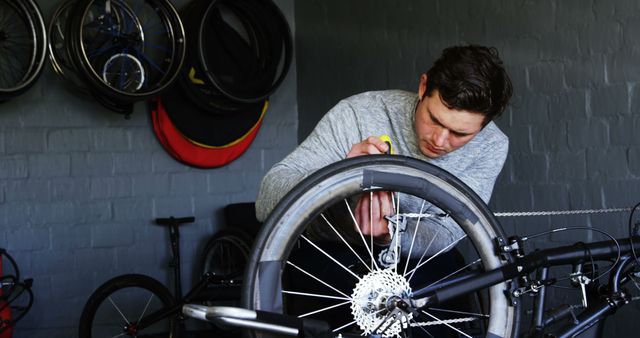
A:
[0, 0, 47, 101]
[62, 0, 186, 114]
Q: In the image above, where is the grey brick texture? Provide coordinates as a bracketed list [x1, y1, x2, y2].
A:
[1, 1, 296, 336]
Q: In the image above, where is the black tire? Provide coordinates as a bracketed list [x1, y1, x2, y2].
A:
[66, 0, 186, 103]
[78, 274, 178, 338]
[0, 0, 47, 101]
[200, 228, 252, 282]
[48, 0, 88, 93]
[196, 0, 293, 103]
[242, 155, 520, 338]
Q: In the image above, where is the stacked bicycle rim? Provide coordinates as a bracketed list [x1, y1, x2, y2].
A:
[151, 0, 292, 168]
[0, 0, 47, 102]
[48, 0, 186, 116]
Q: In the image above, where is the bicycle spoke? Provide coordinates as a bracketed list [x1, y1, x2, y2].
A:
[300, 235, 361, 280]
[394, 193, 401, 274]
[282, 290, 351, 301]
[406, 233, 438, 282]
[321, 213, 371, 273]
[406, 235, 468, 281]
[332, 319, 357, 332]
[107, 296, 130, 324]
[420, 310, 471, 338]
[285, 261, 351, 298]
[425, 258, 482, 289]
[297, 300, 351, 318]
[136, 291, 155, 325]
[370, 191, 374, 266]
[403, 201, 426, 276]
[344, 199, 379, 270]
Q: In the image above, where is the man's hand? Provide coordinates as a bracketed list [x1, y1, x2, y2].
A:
[347, 136, 395, 244]
[354, 191, 394, 244]
[346, 136, 390, 158]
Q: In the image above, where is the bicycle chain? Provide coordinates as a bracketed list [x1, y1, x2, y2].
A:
[399, 207, 633, 219]
[494, 207, 632, 217]
[410, 316, 477, 327]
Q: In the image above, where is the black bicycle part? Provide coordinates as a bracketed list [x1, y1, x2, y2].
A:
[48, 0, 90, 93]
[66, 0, 186, 108]
[196, 0, 292, 103]
[417, 238, 640, 308]
[200, 228, 251, 282]
[0, 0, 47, 101]
[1, 249, 33, 334]
[243, 155, 520, 338]
[0, 278, 34, 334]
[177, 0, 253, 113]
[153, 216, 195, 300]
[78, 274, 178, 338]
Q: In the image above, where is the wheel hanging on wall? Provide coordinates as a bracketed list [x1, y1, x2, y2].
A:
[0, 0, 47, 102]
[48, 0, 89, 93]
[179, 0, 293, 105]
[64, 0, 186, 115]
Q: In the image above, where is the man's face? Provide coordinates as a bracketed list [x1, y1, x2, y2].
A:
[414, 74, 485, 158]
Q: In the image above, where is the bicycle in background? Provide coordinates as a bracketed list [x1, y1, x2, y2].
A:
[78, 216, 252, 338]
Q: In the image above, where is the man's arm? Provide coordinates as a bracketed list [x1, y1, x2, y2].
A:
[255, 100, 362, 221]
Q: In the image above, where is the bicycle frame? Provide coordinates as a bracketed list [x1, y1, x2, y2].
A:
[183, 237, 640, 338]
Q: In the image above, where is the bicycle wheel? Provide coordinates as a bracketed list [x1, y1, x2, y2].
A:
[78, 274, 178, 338]
[67, 0, 185, 102]
[196, 0, 292, 103]
[242, 155, 519, 338]
[0, 0, 46, 101]
[200, 228, 252, 282]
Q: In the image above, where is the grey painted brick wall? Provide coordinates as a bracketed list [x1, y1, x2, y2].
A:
[0, 0, 297, 337]
[295, 0, 640, 336]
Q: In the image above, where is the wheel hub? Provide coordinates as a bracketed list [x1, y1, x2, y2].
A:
[350, 268, 412, 337]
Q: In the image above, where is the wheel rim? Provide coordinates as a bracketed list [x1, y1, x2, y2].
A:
[83, 279, 174, 337]
[243, 156, 517, 338]
[0, 0, 46, 98]
[70, 0, 185, 99]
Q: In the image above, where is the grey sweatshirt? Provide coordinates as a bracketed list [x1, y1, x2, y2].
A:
[256, 90, 508, 257]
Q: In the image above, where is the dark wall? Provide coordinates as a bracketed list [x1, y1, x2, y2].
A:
[295, 0, 640, 336]
[0, 1, 297, 337]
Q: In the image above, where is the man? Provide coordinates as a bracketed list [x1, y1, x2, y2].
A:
[256, 45, 512, 256]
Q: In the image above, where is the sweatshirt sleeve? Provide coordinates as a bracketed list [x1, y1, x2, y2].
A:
[255, 100, 363, 221]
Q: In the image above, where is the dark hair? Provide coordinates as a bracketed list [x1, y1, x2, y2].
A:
[425, 45, 512, 123]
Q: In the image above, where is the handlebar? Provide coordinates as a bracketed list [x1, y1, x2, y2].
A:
[183, 305, 344, 338]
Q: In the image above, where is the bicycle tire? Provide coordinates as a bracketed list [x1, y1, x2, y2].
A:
[48, 0, 88, 94]
[78, 274, 178, 338]
[197, 0, 293, 103]
[200, 228, 252, 282]
[67, 0, 185, 103]
[0, 0, 47, 101]
[242, 155, 519, 338]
